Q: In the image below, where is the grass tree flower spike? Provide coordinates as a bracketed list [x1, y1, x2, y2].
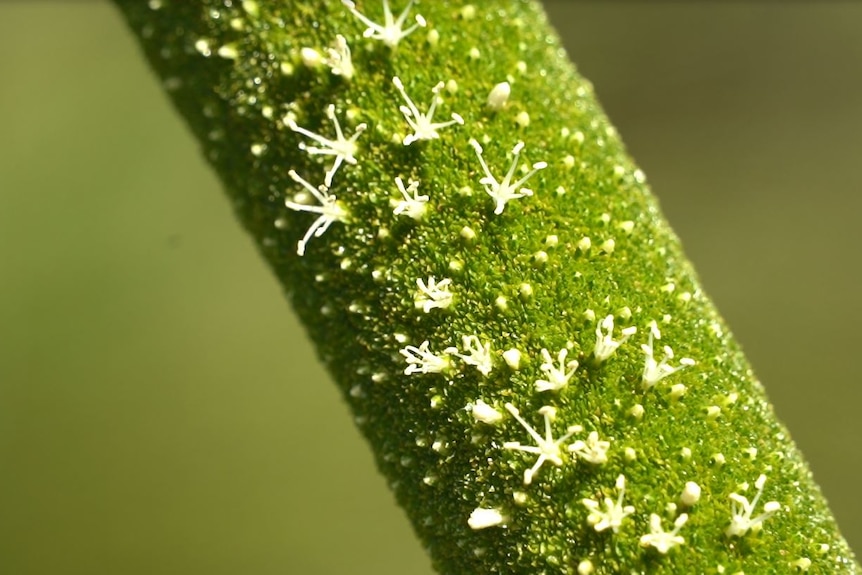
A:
[113, 1, 861, 573]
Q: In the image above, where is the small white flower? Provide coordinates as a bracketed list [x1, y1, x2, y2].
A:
[503, 403, 581, 485]
[470, 399, 503, 425]
[342, 0, 426, 48]
[415, 276, 453, 313]
[680, 481, 702, 506]
[446, 335, 493, 376]
[726, 474, 781, 537]
[468, 507, 505, 530]
[592, 314, 637, 362]
[535, 347, 579, 392]
[502, 348, 522, 370]
[400, 341, 450, 375]
[486, 81, 511, 111]
[284, 170, 347, 256]
[641, 321, 695, 389]
[324, 34, 354, 79]
[287, 104, 367, 187]
[582, 474, 635, 533]
[469, 139, 547, 214]
[392, 176, 428, 220]
[392, 77, 464, 145]
[300, 47, 322, 68]
[640, 513, 688, 554]
[568, 431, 610, 465]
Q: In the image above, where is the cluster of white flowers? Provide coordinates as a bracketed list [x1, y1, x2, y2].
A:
[275, 3, 783, 559]
[283, 105, 365, 255]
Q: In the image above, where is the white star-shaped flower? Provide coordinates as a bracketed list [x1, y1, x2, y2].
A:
[287, 104, 366, 187]
[324, 34, 354, 80]
[592, 314, 637, 362]
[503, 403, 581, 485]
[726, 474, 781, 537]
[446, 335, 493, 376]
[284, 170, 347, 256]
[535, 347, 579, 392]
[392, 176, 428, 220]
[640, 513, 688, 554]
[392, 77, 464, 145]
[400, 341, 450, 375]
[582, 474, 635, 533]
[469, 139, 547, 214]
[568, 431, 610, 465]
[342, 0, 426, 48]
[415, 276, 453, 313]
[641, 322, 695, 389]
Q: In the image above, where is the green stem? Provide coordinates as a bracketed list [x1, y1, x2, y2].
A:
[113, 1, 859, 573]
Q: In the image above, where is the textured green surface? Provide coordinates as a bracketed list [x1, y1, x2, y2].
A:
[3, 2, 862, 575]
[104, 1, 858, 573]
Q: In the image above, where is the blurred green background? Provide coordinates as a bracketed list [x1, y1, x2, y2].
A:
[1, 2, 860, 574]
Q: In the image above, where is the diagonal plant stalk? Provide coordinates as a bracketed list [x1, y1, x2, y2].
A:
[113, 0, 860, 573]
